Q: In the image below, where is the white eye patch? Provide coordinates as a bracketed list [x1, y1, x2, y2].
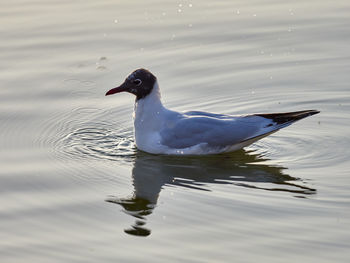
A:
[133, 79, 142, 86]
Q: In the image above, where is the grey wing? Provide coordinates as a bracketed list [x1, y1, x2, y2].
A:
[159, 109, 320, 149]
[160, 115, 272, 149]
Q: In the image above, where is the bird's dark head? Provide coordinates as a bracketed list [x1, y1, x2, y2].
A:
[106, 68, 157, 100]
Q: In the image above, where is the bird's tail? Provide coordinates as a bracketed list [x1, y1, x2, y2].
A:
[255, 110, 320, 125]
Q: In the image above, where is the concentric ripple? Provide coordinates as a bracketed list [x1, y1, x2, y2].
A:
[62, 125, 136, 161]
[36, 103, 137, 166]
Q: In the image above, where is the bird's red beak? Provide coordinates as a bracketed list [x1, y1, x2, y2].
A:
[105, 82, 128, 96]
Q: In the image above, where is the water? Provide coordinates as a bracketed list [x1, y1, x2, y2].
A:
[1, 0, 350, 262]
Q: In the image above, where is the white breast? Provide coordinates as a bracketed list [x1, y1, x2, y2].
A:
[133, 82, 168, 153]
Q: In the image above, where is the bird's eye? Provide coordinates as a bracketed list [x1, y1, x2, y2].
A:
[133, 79, 142, 86]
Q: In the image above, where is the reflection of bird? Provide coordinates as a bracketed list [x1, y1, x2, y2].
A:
[106, 68, 319, 155]
[106, 150, 316, 237]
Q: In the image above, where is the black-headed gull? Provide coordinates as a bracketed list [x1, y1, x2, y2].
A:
[106, 68, 319, 155]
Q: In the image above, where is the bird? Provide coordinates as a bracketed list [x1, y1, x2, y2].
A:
[106, 68, 319, 155]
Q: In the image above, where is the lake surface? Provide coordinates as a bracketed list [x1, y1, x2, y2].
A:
[1, 0, 350, 262]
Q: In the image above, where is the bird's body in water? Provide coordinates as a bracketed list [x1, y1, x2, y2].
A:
[106, 68, 319, 155]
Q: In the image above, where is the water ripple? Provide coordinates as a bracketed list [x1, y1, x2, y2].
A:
[252, 126, 348, 169]
[62, 125, 136, 161]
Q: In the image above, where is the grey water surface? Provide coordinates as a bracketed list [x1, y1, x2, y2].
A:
[1, 0, 350, 262]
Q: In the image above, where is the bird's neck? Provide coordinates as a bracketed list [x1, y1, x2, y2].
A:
[133, 81, 165, 130]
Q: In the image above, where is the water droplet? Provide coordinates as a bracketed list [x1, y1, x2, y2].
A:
[236, 10, 240, 15]
[114, 19, 118, 23]
[178, 9, 182, 13]
[188, 23, 193, 27]
[188, 3, 193, 7]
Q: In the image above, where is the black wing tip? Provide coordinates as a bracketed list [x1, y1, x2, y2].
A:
[307, 109, 320, 115]
[255, 109, 320, 124]
[278, 109, 320, 116]
[298, 109, 320, 118]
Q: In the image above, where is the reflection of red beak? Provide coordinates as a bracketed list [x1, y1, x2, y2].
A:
[105, 82, 128, 96]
